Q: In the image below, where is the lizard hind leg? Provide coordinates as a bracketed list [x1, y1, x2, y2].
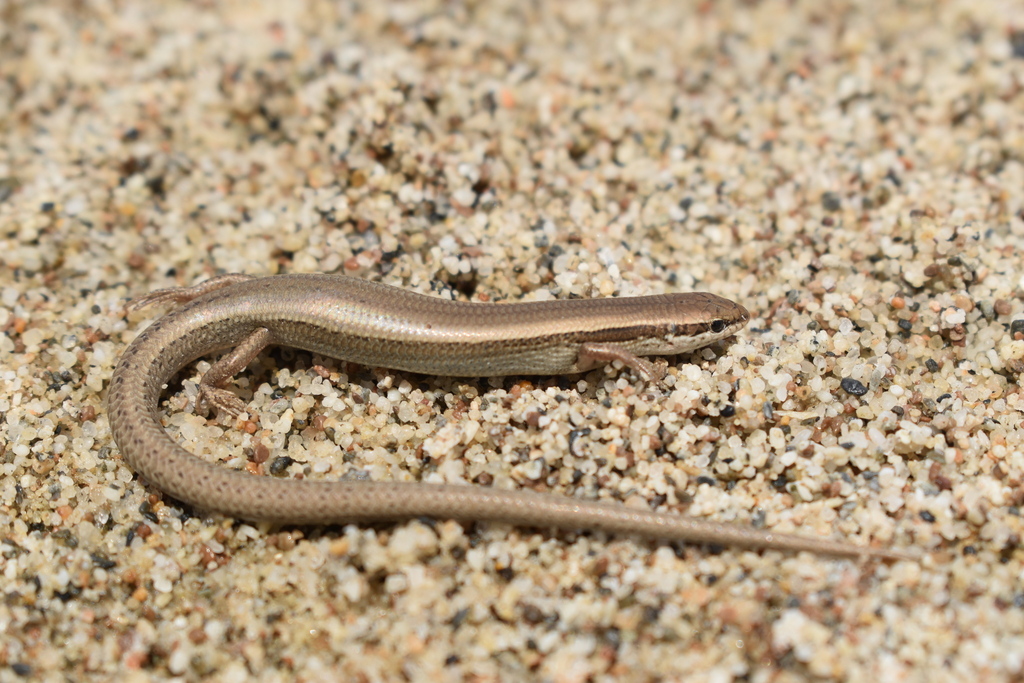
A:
[197, 327, 274, 417]
[125, 273, 256, 314]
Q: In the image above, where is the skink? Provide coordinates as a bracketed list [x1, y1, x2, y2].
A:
[107, 273, 909, 560]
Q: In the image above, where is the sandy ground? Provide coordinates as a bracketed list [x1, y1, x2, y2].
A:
[2, 1, 1024, 680]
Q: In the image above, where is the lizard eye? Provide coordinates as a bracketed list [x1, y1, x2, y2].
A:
[710, 319, 727, 333]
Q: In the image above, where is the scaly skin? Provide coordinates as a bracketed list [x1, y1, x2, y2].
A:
[107, 273, 913, 561]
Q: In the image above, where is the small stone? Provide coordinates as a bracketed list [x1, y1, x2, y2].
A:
[821, 192, 842, 212]
[840, 378, 868, 396]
